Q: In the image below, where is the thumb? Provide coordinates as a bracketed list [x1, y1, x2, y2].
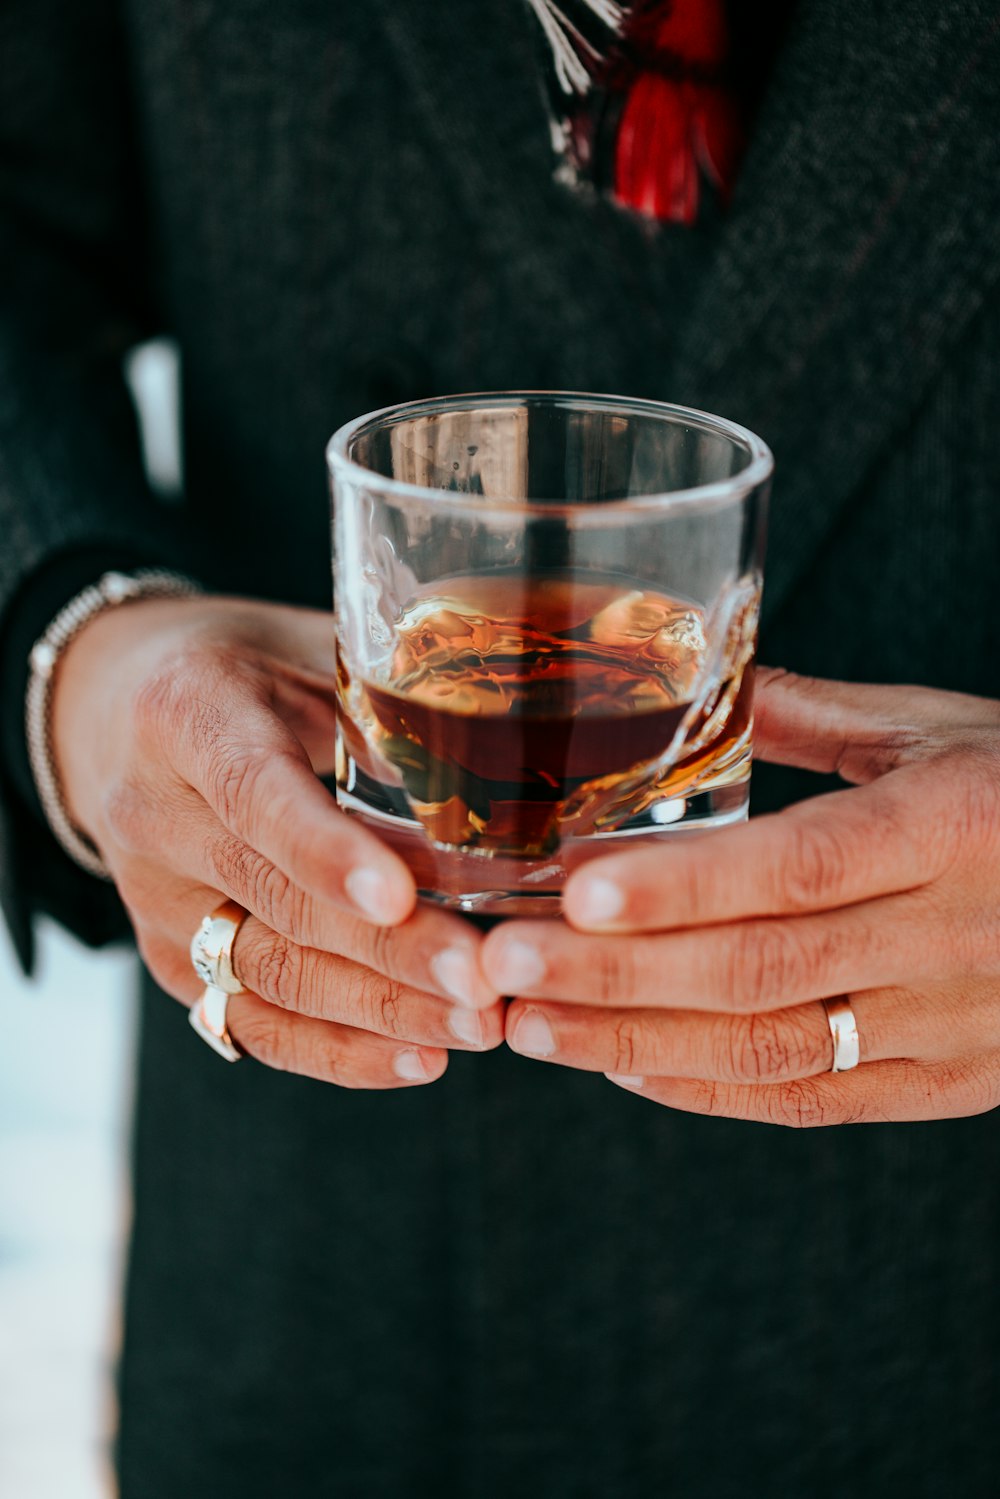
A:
[751, 667, 946, 783]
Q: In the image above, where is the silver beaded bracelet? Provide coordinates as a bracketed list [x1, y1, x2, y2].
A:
[25, 569, 202, 880]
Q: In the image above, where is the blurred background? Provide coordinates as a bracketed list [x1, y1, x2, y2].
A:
[0, 925, 134, 1498]
[0, 340, 180, 1498]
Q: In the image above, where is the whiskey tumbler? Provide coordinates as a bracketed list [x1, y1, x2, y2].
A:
[328, 392, 771, 915]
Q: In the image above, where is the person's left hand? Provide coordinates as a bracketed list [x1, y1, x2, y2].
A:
[481, 669, 1000, 1127]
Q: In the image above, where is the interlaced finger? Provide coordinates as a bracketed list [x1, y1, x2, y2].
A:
[483, 889, 978, 1014]
[136, 916, 495, 1073]
[505, 982, 1000, 1084]
[222, 992, 450, 1089]
[562, 771, 937, 935]
[227, 913, 504, 1052]
[604, 1054, 1000, 1127]
[116, 804, 499, 1010]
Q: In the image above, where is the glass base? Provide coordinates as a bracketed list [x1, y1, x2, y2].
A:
[337, 778, 750, 917]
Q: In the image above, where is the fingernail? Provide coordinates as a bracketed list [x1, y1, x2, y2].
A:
[393, 1048, 430, 1081]
[606, 1072, 644, 1088]
[345, 867, 397, 923]
[510, 1008, 556, 1058]
[494, 939, 546, 993]
[430, 947, 484, 1008]
[447, 1007, 485, 1047]
[573, 877, 625, 927]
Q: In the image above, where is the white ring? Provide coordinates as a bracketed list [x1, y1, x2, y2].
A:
[824, 997, 860, 1073]
[189, 985, 242, 1063]
[190, 900, 248, 995]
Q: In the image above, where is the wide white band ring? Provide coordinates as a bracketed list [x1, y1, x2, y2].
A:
[190, 900, 248, 995]
[824, 997, 861, 1073]
[189, 900, 248, 1063]
[189, 985, 242, 1063]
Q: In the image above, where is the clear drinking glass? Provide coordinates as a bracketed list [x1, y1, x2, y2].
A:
[328, 392, 771, 916]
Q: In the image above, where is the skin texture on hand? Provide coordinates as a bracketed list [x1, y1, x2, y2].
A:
[484, 667, 1000, 1127]
[50, 594, 505, 1087]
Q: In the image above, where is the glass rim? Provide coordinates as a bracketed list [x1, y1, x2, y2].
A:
[326, 390, 773, 517]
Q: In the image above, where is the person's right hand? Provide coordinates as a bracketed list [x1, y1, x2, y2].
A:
[50, 592, 504, 1086]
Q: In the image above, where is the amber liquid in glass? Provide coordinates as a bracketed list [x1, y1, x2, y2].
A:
[337, 572, 754, 857]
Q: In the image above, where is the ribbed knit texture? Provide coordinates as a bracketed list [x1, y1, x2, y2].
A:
[1, 2, 1000, 1494]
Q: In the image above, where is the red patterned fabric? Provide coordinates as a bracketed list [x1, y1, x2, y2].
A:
[610, 0, 743, 223]
[530, 0, 746, 226]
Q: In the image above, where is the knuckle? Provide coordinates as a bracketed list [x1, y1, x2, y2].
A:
[253, 931, 307, 1010]
[680, 856, 719, 924]
[256, 866, 310, 941]
[210, 750, 266, 828]
[210, 830, 251, 889]
[726, 925, 805, 1011]
[767, 1079, 841, 1130]
[365, 924, 396, 981]
[782, 821, 851, 910]
[592, 940, 639, 1005]
[727, 1010, 822, 1082]
[211, 833, 308, 939]
[356, 971, 407, 1037]
[610, 1014, 647, 1074]
[689, 1077, 727, 1116]
[751, 921, 842, 1012]
[211, 831, 264, 900]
